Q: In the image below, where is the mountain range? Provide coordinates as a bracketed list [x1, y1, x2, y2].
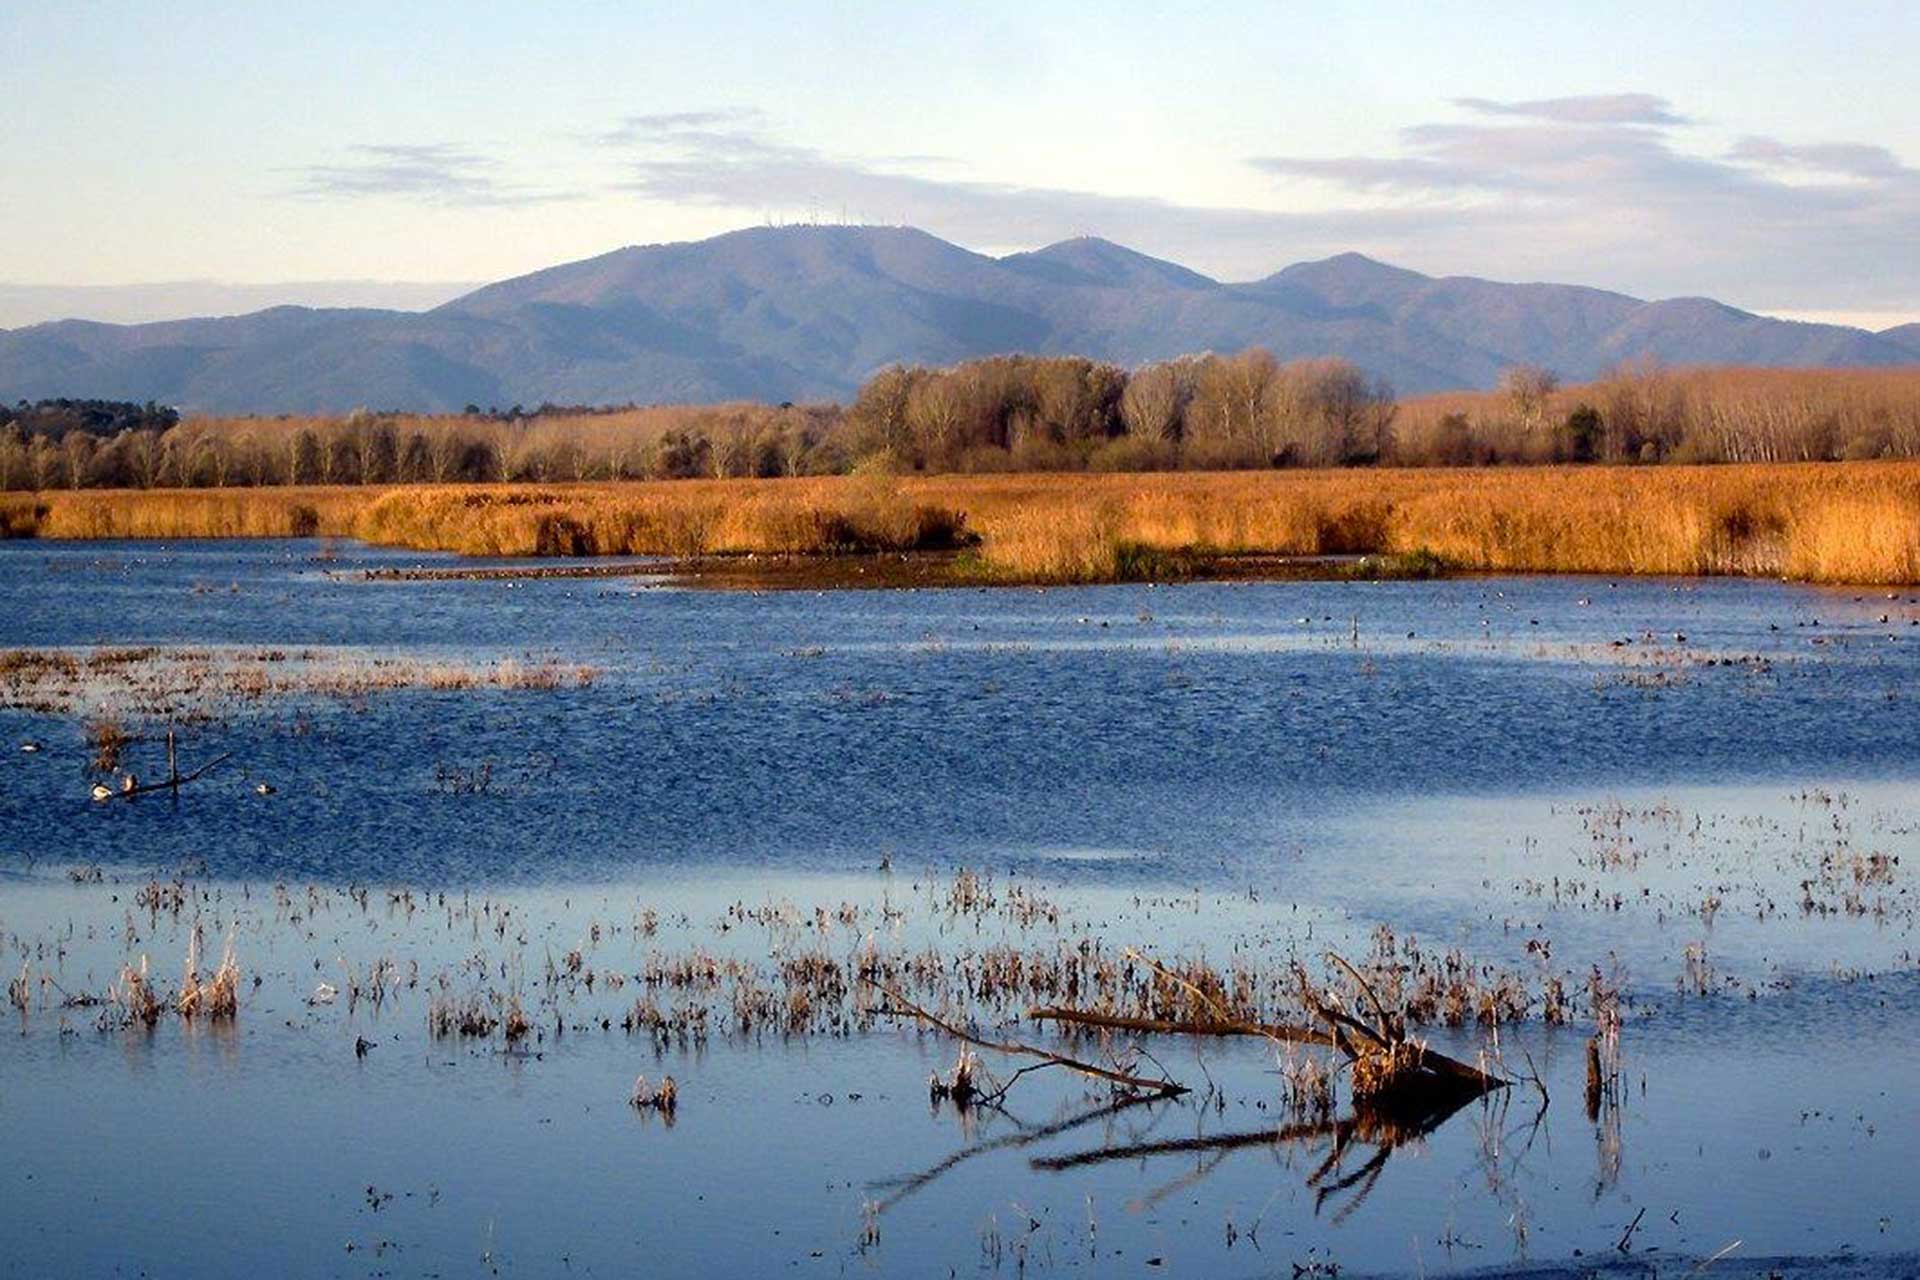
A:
[3, 225, 1917, 414]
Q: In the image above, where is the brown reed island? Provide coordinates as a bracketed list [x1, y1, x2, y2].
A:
[5, 459, 1920, 586]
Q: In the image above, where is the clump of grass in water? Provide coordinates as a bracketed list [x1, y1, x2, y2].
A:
[1584, 965, 1625, 1118]
[115, 957, 163, 1028]
[87, 715, 129, 773]
[1278, 1048, 1334, 1121]
[928, 1048, 981, 1108]
[175, 925, 241, 1019]
[629, 1074, 678, 1118]
[427, 991, 501, 1039]
[503, 994, 532, 1042]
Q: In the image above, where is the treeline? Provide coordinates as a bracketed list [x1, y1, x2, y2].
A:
[2, 399, 179, 440]
[0, 403, 842, 491]
[842, 352, 1395, 471]
[1398, 363, 1920, 465]
[0, 352, 1395, 489]
[4, 355, 1919, 490]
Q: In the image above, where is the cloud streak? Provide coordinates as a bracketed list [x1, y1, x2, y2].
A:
[1452, 93, 1690, 126]
[1242, 96, 1920, 308]
[291, 143, 581, 207]
[594, 96, 1920, 308]
[601, 111, 1476, 275]
[294, 95, 1920, 311]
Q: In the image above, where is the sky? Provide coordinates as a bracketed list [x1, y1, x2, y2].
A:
[3, 1, 1918, 328]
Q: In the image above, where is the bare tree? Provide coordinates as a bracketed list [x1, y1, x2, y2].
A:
[1499, 365, 1561, 444]
[1121, 361, 1190, 441]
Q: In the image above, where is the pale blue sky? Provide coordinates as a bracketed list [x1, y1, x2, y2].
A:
[3, 1, 1917, 325]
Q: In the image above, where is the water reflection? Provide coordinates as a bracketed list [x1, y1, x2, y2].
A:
[1031, 1090, 1488, 1224]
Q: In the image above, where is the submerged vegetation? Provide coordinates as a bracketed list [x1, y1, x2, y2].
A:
[0, 644, 597, 719]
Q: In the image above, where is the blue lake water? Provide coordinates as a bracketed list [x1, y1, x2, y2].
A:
[1, 539, 1917, 1278]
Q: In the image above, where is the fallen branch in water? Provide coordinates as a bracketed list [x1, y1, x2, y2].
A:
[124, 752, 232, 796]
[1034, 949, 1504, 1107]
[865, 980, 1188, 1102]
[99, 732, 233, 801]
[1026, 1005, 1337, 1048]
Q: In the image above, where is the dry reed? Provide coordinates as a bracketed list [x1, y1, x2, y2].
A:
[3, 463, 1917, 584]
[175, 926, 240, 1019]
[115, 957, 163, 1027]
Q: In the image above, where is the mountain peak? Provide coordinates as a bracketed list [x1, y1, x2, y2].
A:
[1000, 236, 1216, 290]
[1269, 251, 1429, 292]
[1876, 322, 1920, 355]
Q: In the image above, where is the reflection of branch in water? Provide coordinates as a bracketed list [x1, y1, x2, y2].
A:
[1468, 1076, 1553, 1254]
[869, 1090, 1173, 1213]
[1593, 1091, 1623, 1197]
[1316, 1140, 1394, 1225]
[1034, 1093, 1479, 1223]
[1128, 1145, 1233, 1216]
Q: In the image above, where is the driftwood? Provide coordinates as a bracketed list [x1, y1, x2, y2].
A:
[107, 731, 231, 800]
[1289, 957, 1505, 1096]
[1027, 1006, 1339, 1048]
[1031, 949, 1504, 1105]
[866, 981, 1188, 1101]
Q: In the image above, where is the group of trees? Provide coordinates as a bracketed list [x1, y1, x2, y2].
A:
[0, 403, 842, 491]
[2, 399, 178, 440]
[4, 355, 1918, 491]
[1395, 361, 1920, 466]
[842, 351, 1397, 472]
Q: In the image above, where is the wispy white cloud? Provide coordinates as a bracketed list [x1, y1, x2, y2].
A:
[600, 109, 1467, 272]
[1452, 93, 1691, 126]
[594, 108, 766, 147]
[291, 143, 582, 207]
[294, 96, 1920, 311]
[1726, 136, 1918, 182]
[1244, 96, 1920, 307]
[592, 96, 1920, 308]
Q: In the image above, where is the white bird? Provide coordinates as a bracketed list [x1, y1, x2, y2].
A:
[254, 782, 275, 795]
[20, 741, 42, 754]
[120, 773, 139, 794]
[90, 783, 113, 802]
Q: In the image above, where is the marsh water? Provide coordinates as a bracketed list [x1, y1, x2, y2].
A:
[3, 539, 1919, 1278]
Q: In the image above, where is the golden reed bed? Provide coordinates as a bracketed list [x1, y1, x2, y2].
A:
[3, 463, 1918, 585]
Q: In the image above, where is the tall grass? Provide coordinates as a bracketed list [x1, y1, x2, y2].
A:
[936, 465, 1920, 584]
[3, 463, 1917, 584]
[3, 487, 363, 539]
[349, 475, 972, 557]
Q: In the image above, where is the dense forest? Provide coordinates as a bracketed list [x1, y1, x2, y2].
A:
[3, 354, 1918, 491]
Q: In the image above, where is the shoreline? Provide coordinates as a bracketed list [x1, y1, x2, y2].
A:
[353, 549, 1444, 590]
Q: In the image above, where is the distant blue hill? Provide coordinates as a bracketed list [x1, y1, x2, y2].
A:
[2, 225, 1913, 413]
